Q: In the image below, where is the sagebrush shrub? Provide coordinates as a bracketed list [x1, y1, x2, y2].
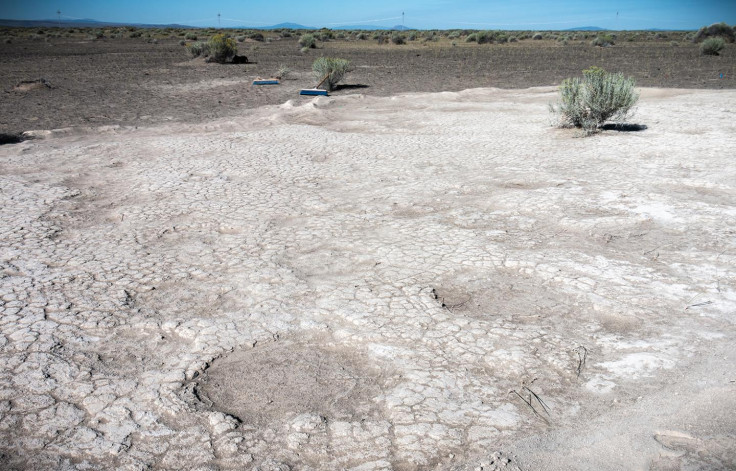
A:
[208, 34, 237, 63]
[591, 34, 615, 47]
[186, 41, 210, 58]
[299, 33, 316, 48]
[276, 64, 290, 79]
[312, 57, 352, 91]
[695, 22, 735, 43]
[550, 66, 639, 134]
[476, 31, 492, 44]
[185, 32, 197, 40]
[700, 37, 725, 55]
[391, 33, 405, 45]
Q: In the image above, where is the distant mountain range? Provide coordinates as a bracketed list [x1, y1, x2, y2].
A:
[564, 26, 605, 31]
[332, 24, 411, 31]
[0, 18, 414, 30]
[0, 18, 191, 28]
[0, 18, 686, 31]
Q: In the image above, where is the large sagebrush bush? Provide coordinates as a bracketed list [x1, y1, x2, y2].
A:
[299, 33, 316, 48]
[694, 22, 734, 43]
[312, 57, 352, 91]
[550, 66, 639, 134]
[391, 33, 405, 45]
[208, 34, 237, 63]
[187, 34, 237, 63]
[700, 37, 725, 55]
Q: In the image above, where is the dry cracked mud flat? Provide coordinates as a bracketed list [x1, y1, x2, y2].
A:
[1, 87, 735, 470]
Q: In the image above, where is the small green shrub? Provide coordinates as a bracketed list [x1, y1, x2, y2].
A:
[208, 33, 237, 62]
[249, 32, 264, 41]
[532, 33, 543, 40]
[476, 31, 492, 44]
[591, 34, 615, 47]
[700, 37, 725, 55]
[186, 41, 210, 58]
[356, 32, 367, 40]
[550, 66, 639, 134]
[185, 32, 197, 40]
[391, 33, 405, 45]
[299, 33, 316, 48]
[312, 57, 352, 91]
[276, 64, 290, 79]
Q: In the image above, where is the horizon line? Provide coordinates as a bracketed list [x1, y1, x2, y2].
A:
[0, 17, 710, 31]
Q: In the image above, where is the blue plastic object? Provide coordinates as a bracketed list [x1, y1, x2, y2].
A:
[299, 89, 329, 96]
[253, 80, 280, 85]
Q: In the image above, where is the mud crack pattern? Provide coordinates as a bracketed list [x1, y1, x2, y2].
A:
[1, 88, 735, 470]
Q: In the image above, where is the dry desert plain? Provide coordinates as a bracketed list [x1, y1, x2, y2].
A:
[1, 32, 736, 470]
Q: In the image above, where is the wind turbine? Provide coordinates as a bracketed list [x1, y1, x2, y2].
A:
[218, 12, 221, 27]
[57, 9, 61, 28]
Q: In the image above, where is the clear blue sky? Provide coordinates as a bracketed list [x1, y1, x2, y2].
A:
[2, 0, 735, 29]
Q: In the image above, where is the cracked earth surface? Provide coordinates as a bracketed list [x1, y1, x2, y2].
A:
[1, 87, 735, 470]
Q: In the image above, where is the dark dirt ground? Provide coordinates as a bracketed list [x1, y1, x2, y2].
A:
[0, 35, 734, 134]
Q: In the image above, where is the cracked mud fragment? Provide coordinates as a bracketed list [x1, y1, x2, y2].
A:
[1, 88, 735, 470]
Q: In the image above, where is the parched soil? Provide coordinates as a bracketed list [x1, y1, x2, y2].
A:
[1, 85, 735, 470]
[0, 35, 734, 134]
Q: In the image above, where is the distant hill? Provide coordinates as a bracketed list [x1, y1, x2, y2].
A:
[332, 24, 413, 31]
[565, 26, 605, 31]
[255, 22, 316, 30]
[0, 18, 192, 28]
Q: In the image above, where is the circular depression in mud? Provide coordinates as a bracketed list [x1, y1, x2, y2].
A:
[197, 340, 387, 426]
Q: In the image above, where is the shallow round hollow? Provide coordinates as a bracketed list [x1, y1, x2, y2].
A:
[197, 340, 386, 426]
